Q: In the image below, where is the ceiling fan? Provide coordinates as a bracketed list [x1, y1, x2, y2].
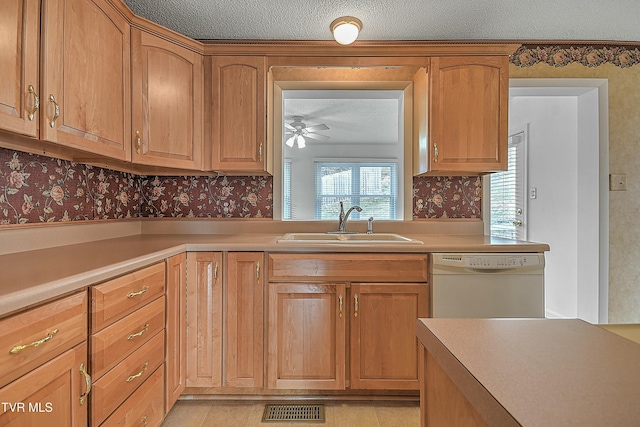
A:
[284, 116, 330, 148]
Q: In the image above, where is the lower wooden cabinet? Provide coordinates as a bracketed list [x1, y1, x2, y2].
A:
[226, 252, 264, 388]
[0, 342, 89, 427]
[267, 283, 346, 390]
[186, 252, 223, 387]
[266, 253, 429, 392]
[100, 366, 164, 427]
[350, 283, 428, 390]
[89, 261, 168, 426]
[165, 253, 187, 412]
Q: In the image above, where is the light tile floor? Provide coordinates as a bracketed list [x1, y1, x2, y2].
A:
[161, 401, 420, 427]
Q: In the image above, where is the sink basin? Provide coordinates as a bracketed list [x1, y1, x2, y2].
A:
[276, 233, 422, 244]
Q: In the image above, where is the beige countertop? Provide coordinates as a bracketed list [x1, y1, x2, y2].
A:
[0, 232, 548, 318]
[416, 318, 640, 427]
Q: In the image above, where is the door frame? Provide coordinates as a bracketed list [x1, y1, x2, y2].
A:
[484, 78, 609, 323]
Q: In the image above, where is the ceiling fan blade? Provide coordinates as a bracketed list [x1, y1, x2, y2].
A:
[284, 123, 296, 131]
[304, 132, 330, 140]
[305, 123, 329, 132]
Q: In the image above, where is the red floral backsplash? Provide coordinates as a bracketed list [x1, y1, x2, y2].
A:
[412, 176, 482, 219]
[0, 149, 140, 224]
[1, 148, 480, 225]
[139, 175, 272, 218]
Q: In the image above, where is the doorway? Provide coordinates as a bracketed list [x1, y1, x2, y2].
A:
[484, 79, 609, 323]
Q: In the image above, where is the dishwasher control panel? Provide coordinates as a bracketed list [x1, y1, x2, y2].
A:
[434, 253, 544, 270]
[465, 255, 541, 269]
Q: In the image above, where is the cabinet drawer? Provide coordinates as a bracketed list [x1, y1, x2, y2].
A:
[92, 262, 166, 331]
[100, 365, 165, 427]
[91, 297, 165, 379]
[268, 253, 429, 282]
[0, 291, 87, 387]
[92, 331, 164, 425]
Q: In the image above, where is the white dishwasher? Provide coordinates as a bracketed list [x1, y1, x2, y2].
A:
[430, 253, 545, 318]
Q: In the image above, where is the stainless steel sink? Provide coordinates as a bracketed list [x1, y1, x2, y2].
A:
[276, 232, 422, 244]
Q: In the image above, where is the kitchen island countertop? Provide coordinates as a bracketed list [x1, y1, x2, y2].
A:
[0, 232, 548, 318]
[416, 318, 640, 426]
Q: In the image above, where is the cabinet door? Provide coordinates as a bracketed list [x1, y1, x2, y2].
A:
[350, 283, 428, 390]
[428, 56, 508, 173]
[41, 0, 131, 160]
[210, 56, 267, 174]
[0, 0, 39, 137]
[131, 29, 203, 170]
[267, 283, 346, 390]
[186, 252, 222, 387]
[166, 254, 186, 413]
[0, 342, 88, 427]
[226, 252, 264, 387]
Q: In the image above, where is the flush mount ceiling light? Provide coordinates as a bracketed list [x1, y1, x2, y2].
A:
[330, 16, 363, 45]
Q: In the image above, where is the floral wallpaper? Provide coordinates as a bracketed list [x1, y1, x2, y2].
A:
[139, 175, 272, 218]
[511, 45, 640, 68]
[1, 148, 481, 225]
[0, 149, 140, 224]
[412, 176, 482, 219]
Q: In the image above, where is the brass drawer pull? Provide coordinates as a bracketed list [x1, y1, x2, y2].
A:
[354, 294, 359, 318]
[79, 363, 92, 405]
[434, 142, 439, 163]
[10, 328, 59, 354]
[48, 94, 60, 128]
[27, 85, 39, 121]
[126, 362, 148, 382]
[127, 323, 149, 341]
[214, 262, 219, 285]
[256, 261, 261, 282]
[339, 294, 343, 318]
[135, 130, 141, 154]
[127, 286, 149, 299]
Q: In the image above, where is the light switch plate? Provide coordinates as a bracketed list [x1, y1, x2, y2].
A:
[610, 174, 627, 191]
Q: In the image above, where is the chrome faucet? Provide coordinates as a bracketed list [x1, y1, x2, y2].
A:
[337, 201, 362, 233]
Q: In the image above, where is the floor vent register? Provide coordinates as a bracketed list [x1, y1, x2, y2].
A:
[262, 404, 325, 423]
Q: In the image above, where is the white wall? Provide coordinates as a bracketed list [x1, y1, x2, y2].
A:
[510, 96, 580, 318]
[510, 90, 600, 320]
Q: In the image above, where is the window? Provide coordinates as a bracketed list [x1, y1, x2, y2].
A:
[490, 131, 527, 240]
[314, 162, 398, 220]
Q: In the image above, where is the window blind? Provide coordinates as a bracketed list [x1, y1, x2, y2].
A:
[490, 132, 526, 240]
[315, 162, 398, 220]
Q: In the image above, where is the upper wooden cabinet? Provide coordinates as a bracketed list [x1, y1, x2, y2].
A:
[40, 0, 131, 160]
[208, 56, 269, 174]
[131, 29, 204, 170]
[415, 56, 508, 175]
[0, 0, 40, 137]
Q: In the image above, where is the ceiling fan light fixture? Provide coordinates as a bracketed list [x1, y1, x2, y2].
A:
[296, 135, 306, 148]
[285, 136, 295, 147]
[330, 16, 362, 45]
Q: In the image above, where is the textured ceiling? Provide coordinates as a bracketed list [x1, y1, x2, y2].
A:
[122, 0, 640, 42]
[283, 90, 401, 145]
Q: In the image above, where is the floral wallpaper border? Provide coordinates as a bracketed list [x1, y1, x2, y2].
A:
[1, 148, 481, 225]
[511, 44, 640, 68]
